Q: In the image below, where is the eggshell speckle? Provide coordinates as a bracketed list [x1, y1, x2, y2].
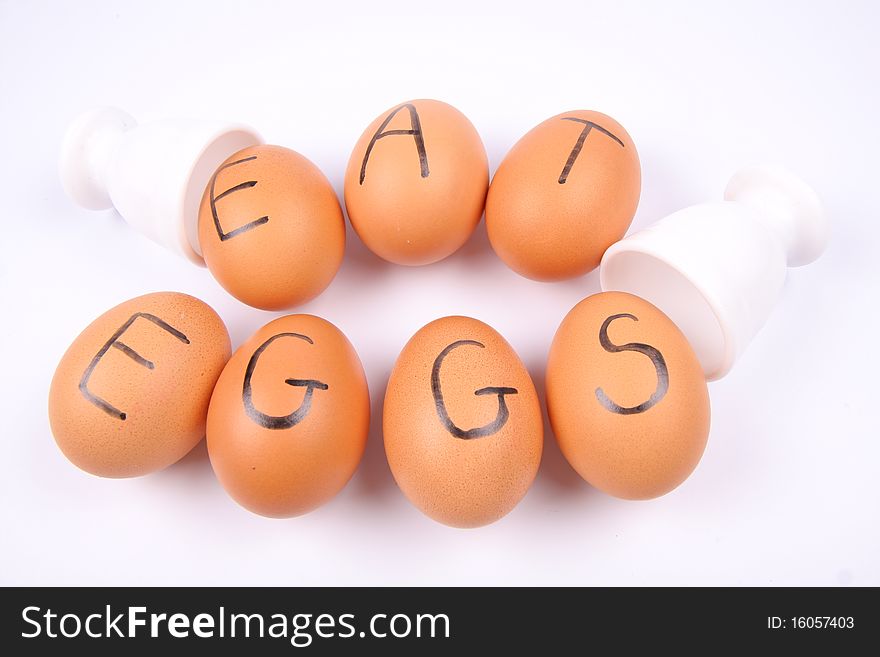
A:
[344, 99, 489, 266]
[207, 314, 370, 518]
[546, 292, 710, 499]
[486, 110, 640, 281]
[198, 145, 345, 310]
[384, 316, 542, 528]
[48, 292, 231, 478]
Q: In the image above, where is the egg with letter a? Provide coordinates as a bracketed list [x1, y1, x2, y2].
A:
[197, 145, 345, 310]
[384, 316, 543, 528]
[546, 292, 710, 499]
[486, 110, 640, 281]
[344, 99, 489, 266]
[48, 292, 231, 478]
[206, 314, 370, 518]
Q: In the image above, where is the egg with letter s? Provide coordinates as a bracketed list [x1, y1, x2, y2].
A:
[384, 316, 543, 528]
[206, 314, 370, 518]
[197, 145, 345, 310]
[546, 292, 710, 499]
[344, 99, 489, 266]
[486, 110, 640, 281]
[48, 292, 231, 477]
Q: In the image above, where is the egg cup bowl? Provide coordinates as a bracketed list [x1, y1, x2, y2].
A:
[60, 106, 263, 264]
[600, 165, 827, 380]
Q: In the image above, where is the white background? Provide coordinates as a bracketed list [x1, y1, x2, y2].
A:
[1, 0, 877, 586]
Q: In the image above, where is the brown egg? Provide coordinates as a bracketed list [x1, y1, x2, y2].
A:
[486, 110, 640, 281]
[546, 292, 710, 499]
[344, 99, 489, 266]
[48, 292, 231, 478]
[206, 314, 369, 518]
[197, 145, 345, 310]
[384, 316, 542, 528]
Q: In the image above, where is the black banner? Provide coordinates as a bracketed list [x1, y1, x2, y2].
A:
[0, 587, 873, 653]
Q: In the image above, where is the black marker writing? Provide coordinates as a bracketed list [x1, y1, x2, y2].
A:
[595, 313, 669, 415]
[79, 313, 190, 420]
[359, 103, 429, 185]
[242, 332, 328, 430]
[558, 117, 624, 184]
[208, 155, 269, 241]
[431, 340, 518, 440]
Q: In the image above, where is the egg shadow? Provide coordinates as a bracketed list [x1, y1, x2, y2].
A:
[349, 367, 398, 500]
[547, 267, 604, 304]
[447, 218, 498, 272]
[521, 351, 599, 501]
[214, 300, 279, 349]
[334, 214, 392, 283]
[628, 147, 693, 234]
[148, 438, 218, 493]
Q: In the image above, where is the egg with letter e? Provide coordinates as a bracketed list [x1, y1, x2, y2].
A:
[486, 110, 640, 281]
[206, 315, 370, 518]
[344, 99, 489, 265]
[48, 292, 231, 477]
[198, 145, 345, 310]
[546, 292, 710, 499]
[384, 316, 543, 528]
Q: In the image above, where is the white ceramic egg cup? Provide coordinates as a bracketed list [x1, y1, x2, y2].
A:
[600, 165, 828, 380]
[59, 107, 263, 264]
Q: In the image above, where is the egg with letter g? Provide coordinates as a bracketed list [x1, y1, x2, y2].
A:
[344, 99, 489, 266]
[198, 145, 345, 310]
[546, 292, 710, 499]
[384, 316, 543, 528]
[48, 292, 231, 478]
[486, 110, 640, 281]
[206, 314, 370, 518]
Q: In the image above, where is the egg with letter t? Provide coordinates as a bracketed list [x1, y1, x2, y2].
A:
[486, 110, 640, 281]
[546, 292, 710, 499]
